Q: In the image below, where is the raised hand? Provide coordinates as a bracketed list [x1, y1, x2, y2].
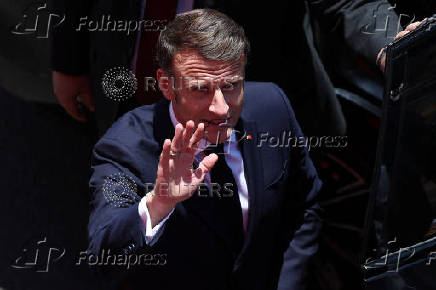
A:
[146, 120, 218, 227]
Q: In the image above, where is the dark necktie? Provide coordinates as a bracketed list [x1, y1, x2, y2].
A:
[204, 143, 244, 258]
[135, 0, 178, 105]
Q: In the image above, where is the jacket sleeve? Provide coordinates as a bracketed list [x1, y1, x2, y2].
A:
[87, 137, 151, 257]
[307, 0, 401, 64]
[276, 85, 324, 290]
[51, 0, 91, 74]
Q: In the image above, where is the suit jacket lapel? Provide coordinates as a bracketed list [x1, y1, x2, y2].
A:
[234, 116, 266, 266]
[153, 99, 174, 148]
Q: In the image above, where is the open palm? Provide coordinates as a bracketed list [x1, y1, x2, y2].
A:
[153, 121, 218, 204]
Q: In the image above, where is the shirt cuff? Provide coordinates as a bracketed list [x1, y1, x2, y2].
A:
[138, 195, 174, 246]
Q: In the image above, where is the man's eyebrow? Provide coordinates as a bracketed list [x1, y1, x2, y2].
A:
[186, 77, 212, 82]
[186, 76, 243, 88]
[188, 79, 209, 86]
[226, 75, 244, 82]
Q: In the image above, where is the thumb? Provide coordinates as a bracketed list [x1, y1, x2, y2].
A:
[63, 96, 87, 122]
[194, 153, 218, 182]
[80, 90, 95, 112]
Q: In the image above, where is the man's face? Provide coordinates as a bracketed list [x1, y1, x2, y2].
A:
[158, 49, 244, 144]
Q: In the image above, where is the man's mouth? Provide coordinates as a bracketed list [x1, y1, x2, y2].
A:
[202, 119, 231, 128]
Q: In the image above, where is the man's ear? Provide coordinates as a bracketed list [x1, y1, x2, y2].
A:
[157, 69, 174, 101]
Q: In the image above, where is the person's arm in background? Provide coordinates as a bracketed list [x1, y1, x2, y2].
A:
[274, 85, 323, 290]
[51, 0, 94, 121]
[306, 0, 422, 72]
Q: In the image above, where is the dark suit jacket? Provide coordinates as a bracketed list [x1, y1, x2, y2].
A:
[88, 82, 323, 290]
[52, 0, 399, 136]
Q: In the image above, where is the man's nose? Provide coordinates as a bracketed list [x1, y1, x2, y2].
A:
[209, 88, 229, 116]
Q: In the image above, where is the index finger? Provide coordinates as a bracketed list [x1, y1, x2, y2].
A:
[405, 21, 422, 31]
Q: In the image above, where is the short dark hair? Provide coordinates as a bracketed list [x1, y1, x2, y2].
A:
[156, 9, 250, 75]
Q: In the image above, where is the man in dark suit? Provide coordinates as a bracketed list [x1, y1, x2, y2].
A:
[88, 9, 322, 290]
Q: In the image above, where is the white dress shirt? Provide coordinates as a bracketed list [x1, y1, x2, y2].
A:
[138, 102, 250, 245]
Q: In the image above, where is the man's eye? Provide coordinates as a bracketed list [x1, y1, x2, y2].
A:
[191, 86, 209, 92]
[222, 82, 237, 91]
